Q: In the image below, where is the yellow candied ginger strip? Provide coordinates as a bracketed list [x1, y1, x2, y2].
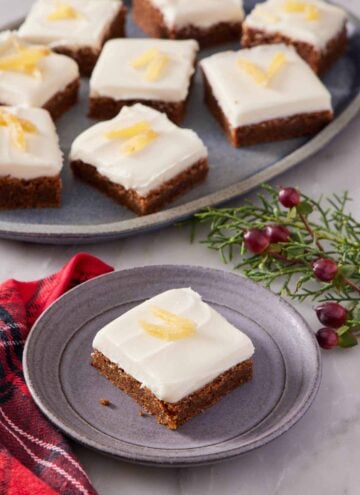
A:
[0, 46, 50, 78]
[145, 53, 170, 82]
[140, 306, 197, 341]
[0, 109, 38, 151]
[131, 47, 170, 82]
[238, 51, 286, 86]
[267, 52, 286, 79]
[283, 0, 307, 13]
[238, 58, 268, 86]
[305, 4, 320, 20]
[131, 48, 160, 69]
[282, 1, 320, 20]
[47, 3, 82, 21]
[121, 129, 159, 155]
[104, 121, 152, 139]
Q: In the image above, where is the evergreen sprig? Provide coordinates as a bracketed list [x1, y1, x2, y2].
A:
[190, 184, 360, 348]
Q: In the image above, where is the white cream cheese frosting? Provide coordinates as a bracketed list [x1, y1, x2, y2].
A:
[90, 38, 199, 103]
[0, 106, 63, 180]
[18, 0, 123, 50]
[93, 288, 255, 403]
[150, 0, 244, 30]
[0, 31, 79, 108]
[200, 43, 333, 128]
[70, 104, 208, 196]
[244, 0, 347, 50]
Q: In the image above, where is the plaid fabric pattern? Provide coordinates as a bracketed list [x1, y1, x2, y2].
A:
[0, 253, 113, 495]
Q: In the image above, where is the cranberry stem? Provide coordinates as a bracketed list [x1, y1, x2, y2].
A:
[270, 252, 302, 265]
[343, 277, 360, 295]
[298, 212, 360, 294]
[299, 213, 324, 252]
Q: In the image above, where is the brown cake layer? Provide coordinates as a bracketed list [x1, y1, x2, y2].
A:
[0, 175, 61, 209]
[241, 25, 347, 74]
[91, 350, 253, 429]
[54, 6, 127, 77]
[89, 96, 188, 124]
[71, 158, 208, 215]
[42, 78, 80, 120]
[132, 0, 242, 48]
[203, 72, 333, 147]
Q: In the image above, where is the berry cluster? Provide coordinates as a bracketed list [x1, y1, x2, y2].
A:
[243, 188, 355, 351]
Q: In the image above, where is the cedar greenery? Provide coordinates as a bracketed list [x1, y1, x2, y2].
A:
[189, 184, 360, 349]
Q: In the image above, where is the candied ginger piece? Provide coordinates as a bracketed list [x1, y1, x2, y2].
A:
[145, 53, 169, 82]
[104, 121, 152, 139]
[305, 5, 320, 20]
[131, 48, 160, 68]
[238, 58, 268, 85]
[283, 0, 307, 12]
[131, 47, 170, 82]
[140, 306, 197, 341]
[0, 109, 37, 151]
[121, 129, 158, 155]
[47, 3, 82, 20]
[283, 0, 320, 20]
[267, 52, 286, 79]
[239, 52, 286, 86]
[0, 46, 50, 78]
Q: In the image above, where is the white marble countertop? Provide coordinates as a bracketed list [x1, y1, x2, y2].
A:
[1, 1, 360, 494]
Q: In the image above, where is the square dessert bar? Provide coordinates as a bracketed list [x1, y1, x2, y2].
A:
[0, 106, 63, 209]
[91, 288, 255, 429]
[132, 0, 244, 48]
[0, 32, 79, 120]
[18, 0, 126, 76]
[70, 104, 208, 215]
[200, 44, 333, 147]
[242, 0, 347, 74]
[89, 38, 199, 123]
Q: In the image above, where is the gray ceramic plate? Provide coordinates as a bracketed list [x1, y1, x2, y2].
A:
[0, 1, 360, 244]
[24, 265, 321, 467]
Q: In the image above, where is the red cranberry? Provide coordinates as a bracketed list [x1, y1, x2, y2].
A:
[278, 187, 301, 208]
[244, 228, 270, 254]
[316, 327, 339, 350]
[312, 258, 338, 282]
[265, 225, 290, 243]
[315, 302, 348, 328]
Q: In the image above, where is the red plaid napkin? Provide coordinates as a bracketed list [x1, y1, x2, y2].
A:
[0, 253, 113, 495]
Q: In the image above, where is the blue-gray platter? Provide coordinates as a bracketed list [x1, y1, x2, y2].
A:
[23, 265, 321, 467]
[1, 1, 359, 244]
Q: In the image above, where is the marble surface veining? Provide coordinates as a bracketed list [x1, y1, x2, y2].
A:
[0, 1, 360, 494]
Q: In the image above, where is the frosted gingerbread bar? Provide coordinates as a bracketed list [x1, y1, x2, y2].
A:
[132, 0, 244, 48]
[89, 38, 198, 123]
[242, 0, 347, 74]
[0, 31, 79, 120]
[18, 0, 127, 76]
[91, 288, 255, 429]
[70, 104, 208, 215]
[0, 107, 63, 209]
[200, 44, 333, 147]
